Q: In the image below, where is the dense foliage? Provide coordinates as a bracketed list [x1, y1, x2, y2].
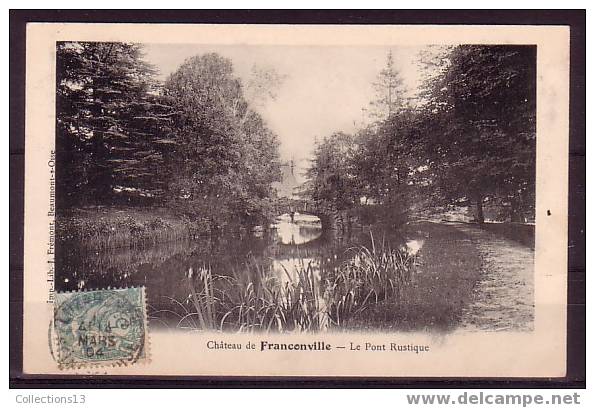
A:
[306, 45, 536, 224]
[56, 43, 281, 230]
[162, 53, 281, 228]
[57, 42, 535, 233]
[56, 42, 172, 206]
[421, 45, 536, 222]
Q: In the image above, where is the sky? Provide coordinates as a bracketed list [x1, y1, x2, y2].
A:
[143, 44, 429, 180]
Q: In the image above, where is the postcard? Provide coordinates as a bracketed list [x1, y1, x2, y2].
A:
[22, 22, 569, 377]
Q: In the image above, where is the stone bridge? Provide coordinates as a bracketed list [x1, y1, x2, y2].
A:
[275, 198, 319, 216]
[274, 198, 349, 231]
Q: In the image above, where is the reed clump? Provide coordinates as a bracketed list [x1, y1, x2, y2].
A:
[153, 234, 416, 332]
[57, 207, 194, 251]
[325, 237, 415, 327]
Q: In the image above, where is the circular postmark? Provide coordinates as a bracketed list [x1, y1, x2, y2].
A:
[53, 288, 145, 367]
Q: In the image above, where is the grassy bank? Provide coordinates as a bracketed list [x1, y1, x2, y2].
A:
[57, 207, 198, 250]
[350, 221, 483, 332]
[480, 222, 534, 248]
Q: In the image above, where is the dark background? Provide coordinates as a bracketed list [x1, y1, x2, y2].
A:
[9, 9, 585, 388]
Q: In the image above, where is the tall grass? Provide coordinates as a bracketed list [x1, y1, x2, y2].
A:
[154, 235, 416, 332]
[323, 232, 415, 326]
[57, 208, 194, 251]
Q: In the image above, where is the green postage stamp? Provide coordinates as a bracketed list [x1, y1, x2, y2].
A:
[52, 287, 148, 369]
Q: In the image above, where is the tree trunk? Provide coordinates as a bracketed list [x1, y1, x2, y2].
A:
[510, 196, 523, 222]
[476, 196, 485, 224]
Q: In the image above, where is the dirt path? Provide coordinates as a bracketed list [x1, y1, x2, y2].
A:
[450, 223, 534, 331]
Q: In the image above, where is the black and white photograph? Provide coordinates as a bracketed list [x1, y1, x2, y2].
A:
[54, 41, 536, 334]
[15, 19, 575, 379]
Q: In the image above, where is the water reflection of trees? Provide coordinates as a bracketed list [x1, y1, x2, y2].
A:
[58, 222, 407, 328]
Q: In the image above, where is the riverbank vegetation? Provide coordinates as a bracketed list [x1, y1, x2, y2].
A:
[56, 43, 282, 237]
[304, 46, 536, 227]
[56, 43, 536, 251]
[151, 234, 416, 332]
[350, 221, 483, 331]
[57, 43, 536, 248]
[56, 207, 197, 251]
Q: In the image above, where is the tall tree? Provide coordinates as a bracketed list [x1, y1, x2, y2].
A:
[163, 53, 281, 228]
[56, 41, 172, 207]
[369, 51, 406, 120]
[349, 108, 421, 225]
[421, 45, 536, 223]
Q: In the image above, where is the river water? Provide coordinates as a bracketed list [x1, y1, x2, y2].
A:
[57, 213, 408, 329]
